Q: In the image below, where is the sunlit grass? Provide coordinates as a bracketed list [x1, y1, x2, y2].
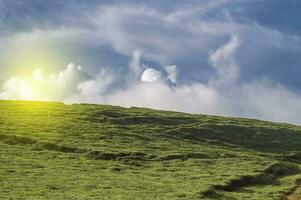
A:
[1, 100, 301, 199]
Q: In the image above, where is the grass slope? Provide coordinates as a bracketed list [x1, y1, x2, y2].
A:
[1, 100, 301, 199]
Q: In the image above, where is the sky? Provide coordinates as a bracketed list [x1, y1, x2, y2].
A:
[1, 0, 301, 124]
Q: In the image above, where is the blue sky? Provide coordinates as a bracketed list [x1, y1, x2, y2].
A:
[1, 0, 301, 124]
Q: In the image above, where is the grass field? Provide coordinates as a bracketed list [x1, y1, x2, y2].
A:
[1, 100, 301, 199]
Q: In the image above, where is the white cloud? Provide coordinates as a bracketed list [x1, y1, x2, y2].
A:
[141, 68, 162, 83]
[2, 57, 301, 125]
[77, 70, 114, 96]
[86, 5, 221, 63]
[129, 50, 142, 76]
[239, 81, 301, 125]
[107, 81, 221, 115]
[83, 3, 301, 67]
[0, 63, 90, 101]
[165, 65, 177, 83]
[209, 35, 240, 86]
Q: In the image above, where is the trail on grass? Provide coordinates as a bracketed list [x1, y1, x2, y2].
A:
[287, 185, 301, 200]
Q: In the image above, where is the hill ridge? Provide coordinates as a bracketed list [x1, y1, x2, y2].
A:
[1, 100, 301, 199]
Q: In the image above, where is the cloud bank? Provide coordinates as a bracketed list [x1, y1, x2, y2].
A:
[0, 63, 89, 101]
[2, 35, 301, 125]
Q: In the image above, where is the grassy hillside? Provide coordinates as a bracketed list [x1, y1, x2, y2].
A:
[1, 100, 301, 199]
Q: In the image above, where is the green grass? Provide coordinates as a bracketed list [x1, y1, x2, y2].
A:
[1, 100, 301, 199]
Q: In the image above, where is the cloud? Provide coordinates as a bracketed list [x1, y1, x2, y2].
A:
[74, 2, 301, 90]
[239, 80, 301, 125]
[209, 35, 240, 86]
[164, 65, 177, 84]
[2, 52, 301, 125]
[86, 4, 222, 64]
[2, 1, 301, 86]
[1, 1, 301, 125]
[129, 50, 142, 76]
[141, 68, 162, 83]
[107, 81, 221, 115]
[0, 63, 90, 101]
[77, 70, 114, 96]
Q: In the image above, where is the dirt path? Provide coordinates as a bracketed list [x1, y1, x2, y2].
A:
[287, 186, 301, 200]
[287, 195, 299, 200]
[287, 193, 301, 200]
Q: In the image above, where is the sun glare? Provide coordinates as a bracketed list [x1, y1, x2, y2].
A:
[19, 81, 34, 100]
[3, 68, 51, 101]
[6, 36, 66, 78]
[12, 51, 61, 76]
[3, 43, 67, 101]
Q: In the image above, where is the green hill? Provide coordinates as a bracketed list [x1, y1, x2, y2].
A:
[1, 100, 301, 199]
